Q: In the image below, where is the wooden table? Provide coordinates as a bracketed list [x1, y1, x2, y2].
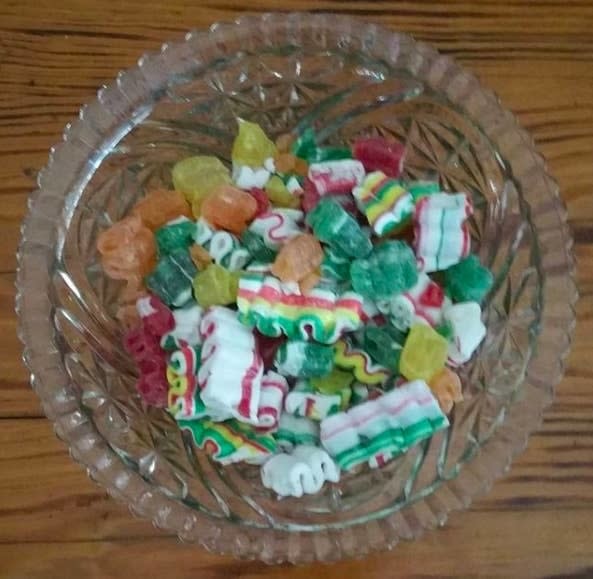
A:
[1, 1, 592, 577]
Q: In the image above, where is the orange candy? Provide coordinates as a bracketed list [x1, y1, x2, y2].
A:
[275, 133, 294, 153]
[293, 157, 309, 177]
[190, 244, 213, 270]
[97, 215, 157, 281]
[271, 234, 324, 283]
[299, 269, 321, 294]
[428, 367, 463, 414]
[131, 189, 192, 231]
[200, 184, 258, 235]
[274, 152, 298, 174]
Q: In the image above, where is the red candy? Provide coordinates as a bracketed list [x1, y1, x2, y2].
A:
[301, 177, 321, 212]
[353, 137, 405, 178]
[254, 331, 285, 370]
[136, 370, 168, 408]
[137, 295, 174, 338]
[249, 187, 271, 217]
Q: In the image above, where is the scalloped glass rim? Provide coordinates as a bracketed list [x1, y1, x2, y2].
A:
[16, 13, 577, 563]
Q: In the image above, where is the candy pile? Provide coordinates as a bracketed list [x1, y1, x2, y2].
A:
[98, 120, 493, 497]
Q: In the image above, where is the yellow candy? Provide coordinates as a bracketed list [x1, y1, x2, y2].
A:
[400, 324, 448, 382]
[172, 156, 231, 213]
[231, 119, 277, 167]
[193, 264, 240, 308]
[265, 175, 300, 208]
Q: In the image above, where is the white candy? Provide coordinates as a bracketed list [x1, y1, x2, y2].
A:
[232, 164, 271, 189]
[263, 157, 276, 173]
[444, 302, 486, 365]
[160, 304, 203, 348]
[260, 445, 340, 497]
[136, 295, 157, 318]
[257, 371, 289, 431]
[248, 208, 304, 250]
[194, 217, 214, 245]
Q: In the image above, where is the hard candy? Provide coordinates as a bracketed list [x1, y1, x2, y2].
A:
[443, 253, 493, 303]
[274, 340, 335, 378]
[321, 246, 351, 282]
[443, 301, 486, 365]
[192, 264, 239, 308]
[399, 324, 448, 382]
[136, 295, 175, 338]
[264, 175, 300, 208]
[206, 231, 251, 271]
[428, 367, 463, 414]
[275, 413, 320, 450]
[154, 217, 196, 255]
[350, 240, 418, 300]
[248, 208, 304, 250]
[189, 244, 213, 270]
[271, 233, 323, 283]
[291, 128, 317, 160]
[145, 248, 197, 307]
[407, 180, 440, 202]
[306, 197, 372, 258]
[308, 159, 365, 196]
[131, 189, 192, 231]
[310, 368, 354, 394]
[160, 303, 203, 350]
[247, 187, 271, 216]
[284, 381, 344, 421]
[200, 184, 258, 235]
[232, 164, 271, 190]
[231, 119, 277, 167]
[353, 137, 405, 178]
[241, 230, 278, 262]
[360, 325, 405, 371]
[334, 339, 390, 386]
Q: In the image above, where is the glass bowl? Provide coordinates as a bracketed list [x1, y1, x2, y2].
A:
[16, 13, 577, 564]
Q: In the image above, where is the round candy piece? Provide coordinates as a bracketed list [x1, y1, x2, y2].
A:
[131, 189, 192, 231]
[192, 264, 240, 307]
[271, 233, 323, 284]
[232, 119, 277, 167]
[443, 254, 493, 303]
[200, 184, 258, 235]
[172, 156, 231, 211]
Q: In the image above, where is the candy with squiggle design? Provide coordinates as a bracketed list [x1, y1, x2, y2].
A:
[353, 171, 414, 236]
[414, 193, 472, 273]
[197, 307, 264, 424]
[334, 339, 390, 386]
[247, 208, 304, 250]
[166, 345, 207, 420]
[206, 230, 251, 271]
[237, 273, 364, 344]
[261, 445, 340, 497]
[320, 380, 448, 471]
[179, 418, 277, 465]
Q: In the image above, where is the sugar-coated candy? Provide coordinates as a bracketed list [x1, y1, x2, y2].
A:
[271, 234, 323, 283]
[320, 380, 448, 471]
[193, 264, 239, 308]
[179, 418, 277, 465]
[97, 215, 157, 281]
[172, 156, 231, 211]
[274, 341, 335, 378]
[353, 171, 414, 236]
[193, 217, 214, 245]
[350, 240, 418, 300]
[310, 368, 354, 394]
[274, 152, 298, 174]
[275, 413, 320, 450]
[237, 273, 364, 344]
[145, 248, 197, 307]
[414, 193, 472, 272]
[399, 324, 448, 382]
[190, 244, 213, 270]
[241, 230, 277, 262]
[232, 164, 272, 190]
[308, 159, 365, 196]
[285, 380, 348, 420]
[321, 246, 351, 282]
[334, 339, 390, 386]
[299, 269, 321, 294]
[306, 146, 352, 164]
[301, 177, 321, 212]
[256, 371, 289, 432]
[291, 128, 317, 160]
[198, 307, 264, 424]
[232, 119, 277, 167]
[206, 231, 251, 271]
[160, 303, 203, 350]
[248, 187, 271, 216]
[264, 175, 300, 208]
[407, 181, 440, 202]
[428, 367, 463, 414]
[167, 344, 206, 420]
[136, 295, 174, 338]
[360, 325, 405, 371]
[200, 184, 258, 235]
[131, 189, 192, 231]
[248, 208, 304, 250]
[155, 217, 196, 255]
[306, 198, 372, 258]
[261, 445, 340, 497]
[443, 302, 486, 365]
[381, 272, 446, 330]
[443, 254, 493, 303]
[353, 137, 405, 178]
[350, 383, 384, 406]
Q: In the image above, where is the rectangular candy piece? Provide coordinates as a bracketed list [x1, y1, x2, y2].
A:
[414, 193, 472, 273]
[145, 248, 197, 307]
[320, 380, 448, 471]
[308, 159, 365, 196]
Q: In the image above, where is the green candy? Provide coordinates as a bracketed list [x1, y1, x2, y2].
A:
[306, 198, 372, 259]
[291, 128, 317, 160]
[145, 248, 197, 307]
[407, 180, 440, 202]
[193, 264, 239, 308]
[310, 368, 354, 395]
[241, 230, 278, 262]
[350, 241, 418, 300]
[435, 320, 454, 341]
[444, 254, 493, 303]
[321, 246, 351, 282]
[305, 146, 352, 164]
[275, 341, 335, 378]
[360, 325, 406, 372]
[155, 218, 196, 255]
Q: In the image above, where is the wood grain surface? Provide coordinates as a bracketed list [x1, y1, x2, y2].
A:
[1, 1, 592, 577]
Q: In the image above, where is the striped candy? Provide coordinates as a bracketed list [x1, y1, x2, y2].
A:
[334, 339, 390, 386]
